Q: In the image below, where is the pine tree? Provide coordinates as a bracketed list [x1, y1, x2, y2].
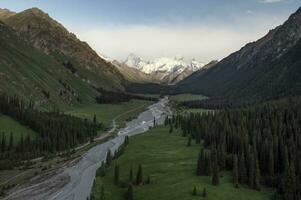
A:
[268, 146, 274, 184]
[114, 164, 119, 185]
[202, 188, 207, 197]
[97, 162, 106, 177]
[233, 154, 239, 187]
[136, 164, 143, 185]
[93, 114, 97, 125]
[8, 132, 13, 151]
[169, 124, 173, 133]
[146, 176, 151, 184]
[164, 116, 169, 126]
[196, 153, 202, 176]
[212, 163, 219, 186]
[106, 149, 112, 167]
[126, 184, 134, 200]
[254, 156, 261, 190]
[1, 133, 6, 153]
[238, 152, 247, 184]
[192, 186, 197, 196]
[187, 135, 192, 147]
[249, 152, 255, 188]
[129, 166, 134, 183]
[100, 186, 105, 200]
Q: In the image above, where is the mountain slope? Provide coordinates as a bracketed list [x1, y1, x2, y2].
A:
[0, 21, 98, 109]
[3, 8, 125, 91]
[124, 54, 205, 84]
[177, 7, 301, 103]
[112, 60, 155, 83]
[0, 8, 15, 20]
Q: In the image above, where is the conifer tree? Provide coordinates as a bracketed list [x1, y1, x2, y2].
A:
[106, 149, 112, 167]
[196, 153, 202, 176]
[268, 147, 274, 182]
[136, 164, 143, 185]
[254, 156, 261, 190]
[129, 166, 134, 183]
[1, 134, 6, 153]
[233, 154, 239, 187]
[114, 164, 119, 185]
[238, 152, 247, 184]
[100, 186, 105, 200]
[192, 186, 197, 196]
[249, 153, 255, 188]
[202, 188, 207, 197]
[187, 135, 192, 147]
[169, 124, 173, 133]
[126, 184, 134, 200]
[146, 176, 151, 184]
[8, 132, 13, 151]
[212, 164, 219, 186]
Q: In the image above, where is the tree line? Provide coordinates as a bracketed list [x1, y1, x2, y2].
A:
[166, 97, 301, 200]
[0, 94, 101, 162]
[95, 88, 158, 104]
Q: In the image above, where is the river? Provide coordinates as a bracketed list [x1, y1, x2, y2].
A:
[6, 97, 170, 200]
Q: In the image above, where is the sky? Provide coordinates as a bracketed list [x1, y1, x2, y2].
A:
[1, 0, 301, 62]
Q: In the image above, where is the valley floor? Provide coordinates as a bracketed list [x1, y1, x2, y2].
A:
[92, 126, 274, 200]
[66, 99, 153, 128]
[0, 99, 154, 197]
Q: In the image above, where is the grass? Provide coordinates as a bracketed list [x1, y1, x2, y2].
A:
[170, 94, 207, 102]
[92, 126, 274, 200]
[0, 114, 36, 144]
[66, 100, 154, 128]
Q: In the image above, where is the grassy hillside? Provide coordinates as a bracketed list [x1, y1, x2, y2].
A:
[92, 126, 274, 200]
[0, 21, 99, 109]
[0, 115, 36, 144]
[4, 8, 125, 91]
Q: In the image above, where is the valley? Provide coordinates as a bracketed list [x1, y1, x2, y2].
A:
[0, 3, 301, 200]
[4, 98, 170, 200]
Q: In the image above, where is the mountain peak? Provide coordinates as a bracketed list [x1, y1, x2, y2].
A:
[123, 54, 205, 84]
[0, 8, 16, 20]
[24, 7, 47, 15]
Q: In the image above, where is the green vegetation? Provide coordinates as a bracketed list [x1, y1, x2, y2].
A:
[0, 115, 36, 144]
[170, 94, 207, 102]
[0, 22, 98, 110]
[92, 126, 274, 200]
[171, 97, 301, 200]
[66, 100, 153, 128]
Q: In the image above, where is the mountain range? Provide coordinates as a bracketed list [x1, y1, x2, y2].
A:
[123, 54, 206, 84]
[176, 7, 301, 104]
[1, 6, 301, 107]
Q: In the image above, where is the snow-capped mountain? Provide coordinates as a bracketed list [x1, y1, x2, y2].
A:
[124, 54, 205, 84]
